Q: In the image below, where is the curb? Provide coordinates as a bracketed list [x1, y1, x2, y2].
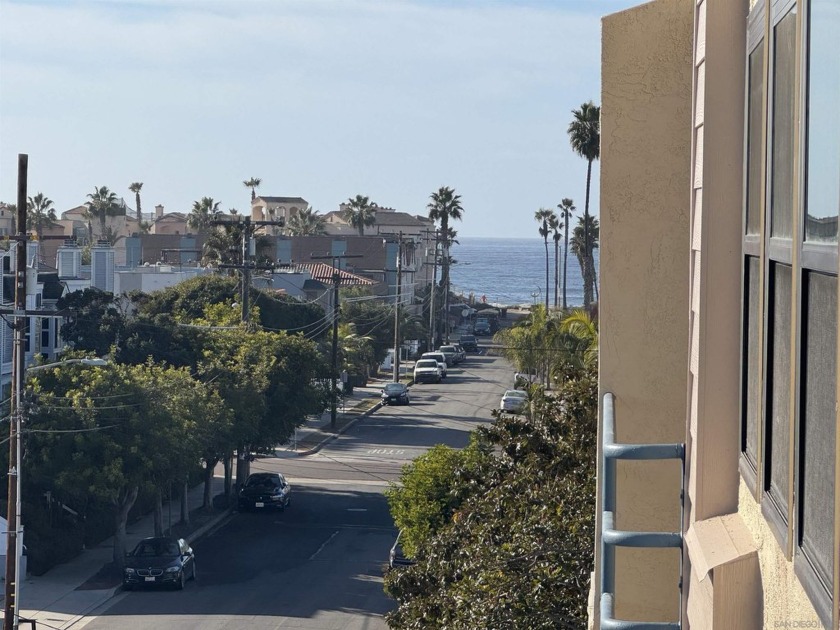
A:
[296, 401, 384, 456]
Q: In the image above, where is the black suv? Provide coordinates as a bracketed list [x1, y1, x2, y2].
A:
[459, 335, 478, 352]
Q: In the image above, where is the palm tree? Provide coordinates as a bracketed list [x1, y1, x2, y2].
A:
[556, 198, 576, 310]
[26, 192, 58, 246]
[286, 207, 327, 236]
[568, 102, 600, 308]
[243, 177, 262, 202]
[85, 186, 121, 240]
[534, 208, 556, 312]
[427, 187, 464, 343]
[342, 195, 377, 237]
[128, 182, 143, 224]
[188, 197, 222, 232]
[570, 215, 600, 307]
[560, 308, 598, 367]
[549, 214, 561, 310]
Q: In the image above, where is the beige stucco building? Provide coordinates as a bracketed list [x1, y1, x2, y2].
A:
[594, 0, 837, 629]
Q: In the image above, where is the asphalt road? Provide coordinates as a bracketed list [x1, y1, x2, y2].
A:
[79, 349, 512, 630]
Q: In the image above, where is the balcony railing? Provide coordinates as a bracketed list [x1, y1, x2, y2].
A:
[600, 392, 685, 630]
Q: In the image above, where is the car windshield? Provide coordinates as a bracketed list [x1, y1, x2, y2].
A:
[384, 384, 405, 393]
[416, 360, 437, 368]
[504, 390, 528, 398]
[246, 474, 280, 488]
[423, 353, 444, 360]
[461, 336, 475, 342]
[440, 346, 456, 353]
[134, 539, 180, 557]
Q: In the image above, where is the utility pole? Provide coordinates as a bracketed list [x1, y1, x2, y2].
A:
[443, 234, 451, 344]
[5, 154, 27, 630]
[212, 214, 283, 487]
[427, 230, 439, 351]
[311, 253, 362, 429]
[392, 232, 403, 382]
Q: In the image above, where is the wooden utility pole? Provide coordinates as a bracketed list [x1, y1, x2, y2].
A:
[311, 253, 362, 429]
[427, 230, 439, 351]
[212, 214, 282, 487]
[5, 154, 28, 630]
[391, 232, 403, 382]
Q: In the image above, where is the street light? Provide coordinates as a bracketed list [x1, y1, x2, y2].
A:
[4, 357, 108, 630]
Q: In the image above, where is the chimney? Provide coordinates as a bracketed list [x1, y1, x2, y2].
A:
[155, 204, 164, 218]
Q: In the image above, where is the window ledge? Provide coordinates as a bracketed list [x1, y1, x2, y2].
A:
[686, 513, 758, 581]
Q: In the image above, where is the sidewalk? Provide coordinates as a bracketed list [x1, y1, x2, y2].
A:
[4, 382, 388, 629]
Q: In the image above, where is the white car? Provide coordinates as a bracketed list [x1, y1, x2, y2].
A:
[421, 352, 449, 377]
[438, 345, 461, 365]
[500, 389, 528, 413]
[414, 359, 443, 384]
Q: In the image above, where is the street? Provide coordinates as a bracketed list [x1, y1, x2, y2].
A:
[77, 350, 511, 629]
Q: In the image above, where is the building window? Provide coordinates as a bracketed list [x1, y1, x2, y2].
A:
[741, 1, 838, 624]
[746, 41, 765, 237]
[804, 0, 840, 243]
[764, 263, 791, 527]
[796, 271, 836, 620]
[769, 7, 797, 240]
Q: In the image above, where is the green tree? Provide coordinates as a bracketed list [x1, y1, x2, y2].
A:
[188, 197, 222, 232]
[535, 208, 556, 312]
[556, 198, 576, 310]
[570, 214, 600, 306]
[286, 207, 327, 236]
[57, 288, 125, 356]
[26, 192, 59, 245]
[342, 194, 377, 236]
[128, 182, 143, 225]
[549, 213, 561, 310]
[385, 366, 598, 629]
[25, 362, 206, 567]
[568, 102, 600, 309]
[243, 177, 261, 202]
[85, 186, 122, 241]
[338, 322, 374, 377]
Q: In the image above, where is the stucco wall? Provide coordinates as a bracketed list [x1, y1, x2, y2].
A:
[598, 0, 694, 623]
[738, 481, 824, 628]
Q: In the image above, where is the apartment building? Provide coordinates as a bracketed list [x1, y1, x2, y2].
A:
[593, 0, 837, 629]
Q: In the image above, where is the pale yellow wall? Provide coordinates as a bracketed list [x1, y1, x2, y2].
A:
[738, 481, 824, 629]
[598, 0, 694, 623]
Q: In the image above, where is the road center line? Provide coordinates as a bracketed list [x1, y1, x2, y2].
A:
[309, 530, 340, 560]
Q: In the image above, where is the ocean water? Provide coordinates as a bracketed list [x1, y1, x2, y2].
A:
[448, 237, 597, 308]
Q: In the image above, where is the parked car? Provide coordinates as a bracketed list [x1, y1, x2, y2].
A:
[474, 319, 492, 335]
[389, 530, 416, 570]
[422, 351, 450, 372]
[123, 536, 196, 591]
[381, 382, 410, 405]
[500, 389, 528, 413]
[453, 344, 467, 362]
[238, 472, 291, 511]
[414, 359, 442, 383]
[459, 335, 479, 352]
[438, 345, 461, 364]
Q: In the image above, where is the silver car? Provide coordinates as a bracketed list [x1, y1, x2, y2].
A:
[500, 389, 528, 413]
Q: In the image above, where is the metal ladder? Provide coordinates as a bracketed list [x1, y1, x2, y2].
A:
[600, 392, 685, 630]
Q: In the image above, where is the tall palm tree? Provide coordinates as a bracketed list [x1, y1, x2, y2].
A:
[568, 101, 600, 308]
[549, 214, 561, 310]
[342, 194, 377, 237]
[128, 182, 143, 224]
[569, 215, 600, 307]
[427, 187, 463, 343]
[556, 198, 575, 310]
[286, 207, 327, 236]
[26, 192, 58, 245]
[243, 177, 262, 202]
[534, 208, 555, 312]
[85, 186, 121, 240]
[188, 197, 222, 232]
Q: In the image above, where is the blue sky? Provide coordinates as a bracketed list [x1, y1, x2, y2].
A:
[0, 0, 635, 238]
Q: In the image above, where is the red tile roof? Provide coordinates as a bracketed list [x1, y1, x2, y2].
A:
[293, 262, 374, 285]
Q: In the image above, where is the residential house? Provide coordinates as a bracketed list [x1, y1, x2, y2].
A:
[593, 1, 837, 629]
[251, 196, 307, 230]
